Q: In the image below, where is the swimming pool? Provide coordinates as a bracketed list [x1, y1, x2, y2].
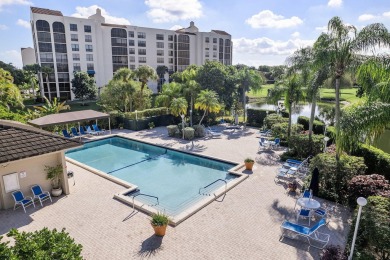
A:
[66, 137, 246, 224]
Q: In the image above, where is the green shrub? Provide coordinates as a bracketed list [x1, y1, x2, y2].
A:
[0, 106, 26, 123]
[263, 114, 288, 129]
[288, 134, 325, 159]
[246, 109, 275, 127]
[320, 245, 347, 260]
[352, 144, 390, 180]
[346, 196, 390, 260]
[123, 107, 168, 120]
[297, 116, 325, 134]
[193, 124, 206, 137]
[183, 127, 195, 140]
[309, 154, 367, 204]
[348, 174, 390, 206]
[0, 228, 82, 259]
[297, 116, 310, 130]
[325, 126, 336, 144]
[167, 125, 178, 136]
[271, 123, 303, 140]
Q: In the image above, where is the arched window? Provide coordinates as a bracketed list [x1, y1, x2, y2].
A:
[52, 22, 65, 33]
[111, 28, 127, 38]
[36, 20, 50, 32]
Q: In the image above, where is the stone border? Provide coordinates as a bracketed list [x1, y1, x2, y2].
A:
[65, 135, 249, 226]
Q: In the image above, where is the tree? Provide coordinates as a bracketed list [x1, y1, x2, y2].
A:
[134, 65, 158, 108]
[156, 65, 168, 92]
[71, 71, 97, 105]
[110, 68, 137, 112]
[33, 96, 70, 115]
[268, 74, 304, 138]
[0, 61, 26, 87]
[196, 61, 227, 97]
[194, 89, 221, 126]
[40, 66, 54, 100]
[23, 64, 40, 96]
[155, 82, 182, 107]
[170, 97, 188, 139]
[0, 68, 24, 109]
[181, 66, 200, 126]
[314, 16, 390, 159]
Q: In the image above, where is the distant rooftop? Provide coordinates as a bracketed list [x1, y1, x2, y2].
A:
[31, 7, 63, 16]
[211, 30, 230, 36]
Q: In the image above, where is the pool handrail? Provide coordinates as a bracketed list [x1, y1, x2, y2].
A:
[199, 178, 227, 202]
[131, 192, 159, 213]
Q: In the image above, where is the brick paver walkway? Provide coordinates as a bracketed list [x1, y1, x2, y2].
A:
[0, 126, 351, 259]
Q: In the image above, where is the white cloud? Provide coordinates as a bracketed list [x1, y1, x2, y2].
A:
[358, 14, 376, 21]
[71, 5, 130, 25]
[0, 24, 8, 30]
[170, 25, 184, 30]
[315, 26, 327, 32]
[145, 0, 202, 23]
[245, 10, 303, 29]
[291, 31, 300, 38]
[328, 0, 342, 8]
[0, 0, 32, 11]
[383, 12, 390, 17]
[0, 50, 22, 68]
[16, 19, 30, 28]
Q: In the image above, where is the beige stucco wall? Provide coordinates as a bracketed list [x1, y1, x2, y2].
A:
[0, 151, 68, 210]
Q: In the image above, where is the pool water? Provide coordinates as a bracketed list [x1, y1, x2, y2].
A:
[66, 137, 237, 217]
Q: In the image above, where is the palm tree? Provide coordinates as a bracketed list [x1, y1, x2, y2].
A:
[112, 68, 136, 112]
[156, 65, 168, 92]
[268, 74, 304, 138]
[134, 65, 158, 109]
[194, 90, 221, 126]
[40, 66, 54, 100]
[314, 16, 390, 158]
[155, 82, 182, 107]
[23, 64, 40, 96]
[181, 67, 200, 126]
[34, 96, 70, 115]
[170, 97, 188, 139]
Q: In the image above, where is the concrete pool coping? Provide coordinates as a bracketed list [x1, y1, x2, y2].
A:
[65, 135, 249, 226]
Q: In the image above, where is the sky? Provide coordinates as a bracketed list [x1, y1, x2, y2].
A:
[0, 0, 390, 68]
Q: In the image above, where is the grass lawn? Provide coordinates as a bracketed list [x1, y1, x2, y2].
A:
[247, 84, 273, 98]
[65, 101, 102, 112]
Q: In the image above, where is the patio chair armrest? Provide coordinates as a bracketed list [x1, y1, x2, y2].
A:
[25, 196, 33, 201]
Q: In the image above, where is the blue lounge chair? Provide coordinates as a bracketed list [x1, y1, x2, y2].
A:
[79, 126, 88, 135]
[297, 208, 312, 225]
[92, 124, 105, 135]
[280, 218, 329, 249]
[86, 126, 98, 135]
[271, 138, 281, 149]
[207, 129, 222, 138]
[70, 127, 80, 137]
[31, 184, 52, 207]
[259, 137, 270, 150]
[62, 129, 72, 138]
[12, 190, 35, 213]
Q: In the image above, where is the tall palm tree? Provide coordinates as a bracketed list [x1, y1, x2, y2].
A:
[134, 65, 158, 109]
[156, 65, 168, 92]
[40, 66, 54, 101]
[314, 16, 390, 158]
[181, 67, 200, 126]
[194, 90, 221, 126]
[268, 74, 304, 138]
[23, 64, 40, 96]
[170, 97, 188, 139]
[155, 82, 182, 107]
[112, 68, 136, 112]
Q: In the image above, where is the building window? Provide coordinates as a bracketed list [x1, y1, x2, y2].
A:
[129, 56, 135, 62]
[156, 42, 164, 48]
[157, 57, 164, 63]
[168, 35, 173, 41]
[56, 53, 68, 63]
[40, 53, 53, 62]
[71, 44, 79, 51]
[57, 63, 69, 72]
[36, 20, 50, 32]
[84, 25, 91, 33]
[72, 53, 80, 61]
[128, 31, 134, 37]
[137, 32, 146, 39]
[157, 50, 164, 56]
[138, 40, 146, 47]
[87, 63, 94, 70]
[156, 34, 164, 40]
[85, 45, 93, 52]
[168, 58, 173, 64]
[57, 73, 69, 82]
[129, 40, 134, 46]
[129, 48, 135, 54]
[168, 50, 173, 56]
[86, 54, 93, 61]
[53, 22, 65, 33]
[111, 38, 127, 46]
[38, 43, 52, 52]
[73, 63, 81, 71]
[205, 52, 209, 57]
[138, 49, 146, 55]
[71, 34, 78, 41]
[111, 28, 127, 38]
[112, 56, 127, 64]
[213, 45, 217, 51]
[139, 57, 146, 63]
[213, 52, 217, 58]
[54, 34, 66, 43]
[205, 44, 209, 50]
[112, 47, 127, 55]
[168, 43, 173, 49]
[205, 37, 209, 43]
[70, 24, 77, 31]
[130, 65, 136, 70]
[85, 35, 92, 42]
[37, 32, 51, 42]
[213, 38, 217, 43]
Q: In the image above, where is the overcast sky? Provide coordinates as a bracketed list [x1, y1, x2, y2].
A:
[0, 0, 390, 68]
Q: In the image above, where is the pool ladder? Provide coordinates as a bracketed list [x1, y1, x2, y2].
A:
[198, 179, 227, 202]
[131, 192, 159, 213]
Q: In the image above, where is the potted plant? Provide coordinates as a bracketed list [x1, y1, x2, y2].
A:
[148, 122, 155, 129]
[118, 123, 124, 130]
[150, 212, 170, 236]
[244, 158, 255, 171]
[45, 164, 63, 196]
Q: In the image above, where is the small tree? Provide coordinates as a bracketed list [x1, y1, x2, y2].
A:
[195, 89, 221, 126]
[71, 71, 97, 105]
[170, 97, 188, 139]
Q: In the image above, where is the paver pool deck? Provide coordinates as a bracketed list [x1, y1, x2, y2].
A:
[0, 126, 351, 260]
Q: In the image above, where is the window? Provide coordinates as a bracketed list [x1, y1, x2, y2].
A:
[55, 43, 67, 53]
[205, 37, 209, 43]
[57, 73, 69, 82]
[86, 54, 93, 61]
[111, 38, 127, 46]
[157, 50, 164, 56]
[73, 63, 81, 71]
[130, 64, 136, 70]
[213, 52, 217, 58]
[40, 53, 53, 62]
[129, 56, 135, 62]
[213, 38, 217, 43]
[169, 58, 173, 64]
[213, 45, 217, 51]
[87, 63, 94, 70]
[112, 47, 127, 55]
[157, 57, 164, 63]
[129, 40, 134, 46]
[129, 48, 135, 54]
[70, 24, 77, 31]
[37, 32, 51, 42]
[84, 25, 91, 33]
[156, 34, 164, 40]
[168, 43, 173, 49]
[71, 34, 78, 41]
[54, 34, 66, 43]
[138, 40, 146, 47]
[85, 45, 93, 52]
[36, 20, 50, 32]
[53, 22, 65, 33]
[72, 53, 80, 61]
[205, 44, 209, 50]
[56, 53, 68, 62]
[138, 49, 146, 55]
[71, 44, 79, 51]
[156, 42, 164, 48]
[85, 35, 92, 42]
[168, 50, 173, 56]
[139, 57, 146, 63]
[57, 63, 69, 72]
[111, 28, 126, 38]
[168, 35, 173, 41]
[128, 31, 134, 37]
[137, 32, 146, 38]
[205, 52, 209, 57]
[112, 56, 127, 64]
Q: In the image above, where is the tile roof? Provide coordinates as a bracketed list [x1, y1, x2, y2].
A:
[0, 120, 81, 164]
[31, 7, 63, 16]
[211, 30, 230, 36]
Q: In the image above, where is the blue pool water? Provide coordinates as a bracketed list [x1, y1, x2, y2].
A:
[66, 137, 237, 216]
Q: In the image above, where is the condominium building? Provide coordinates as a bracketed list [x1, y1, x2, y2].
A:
[24, 7, 233, 100]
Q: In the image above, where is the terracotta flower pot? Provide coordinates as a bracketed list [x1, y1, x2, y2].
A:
[245, 161, 254, 171]
[152, 224, 167, 236]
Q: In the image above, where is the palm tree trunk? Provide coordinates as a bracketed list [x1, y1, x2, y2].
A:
[308, 96, 316, 140]
[46, 75, 51, 101]
[242, 86, 246, 124]
[335, 77, 341, 161]
[190, 96, 193, 127]
[39, 73, 44, 98]
[199, 110, 207, 126]
[287, 103, 292, 138]
[31, 79, 35, 96]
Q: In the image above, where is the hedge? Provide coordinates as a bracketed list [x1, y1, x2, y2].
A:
[352, 144, 390, 180]
[288, 134, 325, 159]
[263, 114, 288, 129]
[122, 107, 169, 120]
[246, 108, 275, 127]
[297, 116, 325, 134]
[271, 123, 303, 140]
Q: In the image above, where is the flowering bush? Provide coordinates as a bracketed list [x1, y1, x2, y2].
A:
[348, 174, 390, 206]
